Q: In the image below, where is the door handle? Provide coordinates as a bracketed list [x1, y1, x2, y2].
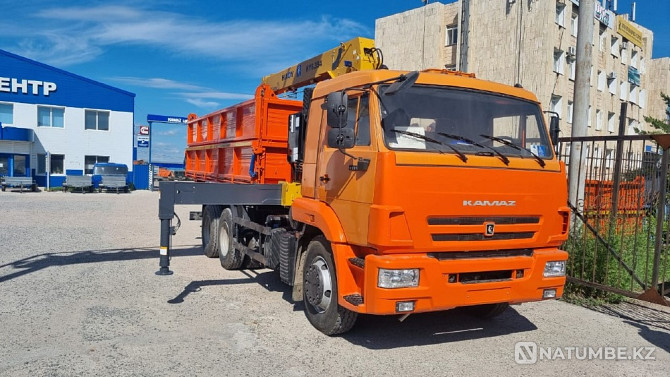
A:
[319, 175, 330, 183]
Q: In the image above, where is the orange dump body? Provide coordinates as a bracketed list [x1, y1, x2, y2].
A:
[185, 84, 302, 184]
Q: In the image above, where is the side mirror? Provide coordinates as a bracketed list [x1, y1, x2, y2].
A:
[322, 92, 348, 128]
[384, 71, 420, 96]
[549, 116, 560, 145]
[327, 128, 355, 149]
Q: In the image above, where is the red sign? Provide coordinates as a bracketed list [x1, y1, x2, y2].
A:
[139, 125, 149, 135]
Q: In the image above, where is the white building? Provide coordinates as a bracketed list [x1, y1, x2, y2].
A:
[0, 49, 135, 187]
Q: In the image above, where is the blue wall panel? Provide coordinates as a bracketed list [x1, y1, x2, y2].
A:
[0, 49, 135, 112]
[50, 176, 66, 188]
[132, 164, 150, 190]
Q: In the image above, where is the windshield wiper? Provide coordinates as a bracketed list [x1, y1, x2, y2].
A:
[437, 132, 510, 165]
[391, 128, 468, 162]
[478, 134, 546, 168]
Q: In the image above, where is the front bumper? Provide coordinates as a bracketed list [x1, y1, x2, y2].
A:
[337, 247, 567, 315]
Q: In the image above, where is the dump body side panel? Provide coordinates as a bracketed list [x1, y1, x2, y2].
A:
[185, 84, 302, 184]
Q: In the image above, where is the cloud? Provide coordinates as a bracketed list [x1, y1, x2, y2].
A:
[185, 98, 221, 108]
[3, 4, 370, 69]
[181, 92, 254, 100]
[111, 77, 206, 91]
[108, 76, 253, 109]
[155, 129, 182, 137]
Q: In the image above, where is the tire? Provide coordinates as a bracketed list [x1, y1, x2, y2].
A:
[464, 303, 509, 319]
[303, 236, 357, 335]
[218, 207, 244, 270]
[202, 205, 222, 258]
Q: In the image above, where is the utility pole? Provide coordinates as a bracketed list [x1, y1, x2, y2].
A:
[568, 0, 595, 212]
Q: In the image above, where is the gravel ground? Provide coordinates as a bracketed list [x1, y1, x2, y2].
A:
[0, 190, 668, 376]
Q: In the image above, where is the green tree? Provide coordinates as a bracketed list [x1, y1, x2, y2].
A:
[636, 92, 670, 134]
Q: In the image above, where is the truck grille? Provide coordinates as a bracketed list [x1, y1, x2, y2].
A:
[427, 216, 540, 225]
[428, 215, 539, 242]
[431, 232, 534, 242]
[428, 249, 533, 260]
[459, 270, 513, 284]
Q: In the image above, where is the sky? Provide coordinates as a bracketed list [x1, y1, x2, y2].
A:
[0, 0, 668, 163]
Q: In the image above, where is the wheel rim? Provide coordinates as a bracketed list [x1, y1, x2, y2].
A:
[219, 219, 230, 257]
[304, 256, 332, 313]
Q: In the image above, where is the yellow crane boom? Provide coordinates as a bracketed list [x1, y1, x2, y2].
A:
[261, 37, 382, 94]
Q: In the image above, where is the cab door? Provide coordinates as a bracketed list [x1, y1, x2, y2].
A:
[315, 93, 378, 245]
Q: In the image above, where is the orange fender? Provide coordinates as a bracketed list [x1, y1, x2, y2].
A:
[290, 198, 347, 244]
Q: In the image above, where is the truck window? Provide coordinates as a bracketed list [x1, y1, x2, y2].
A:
[380, 84, 552, 159]
[345, 94, 371, 147]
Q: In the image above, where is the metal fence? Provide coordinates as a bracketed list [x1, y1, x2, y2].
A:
[557, 134, 670, 305]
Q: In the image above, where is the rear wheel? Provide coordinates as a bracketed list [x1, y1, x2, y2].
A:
[464, 303, 509, 319]
[303, 236, 357, 335]
[202, 205, 221, 258]
[218, 207, 244, 269]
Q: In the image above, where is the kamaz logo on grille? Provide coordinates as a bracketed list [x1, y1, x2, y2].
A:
[463, 200, 516, 207]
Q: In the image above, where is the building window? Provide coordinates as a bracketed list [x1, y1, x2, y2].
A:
[550, 95, 563, 119]
[567, 101, 574, 124]
[599, 25, 607, 52]
[607, 112, 616, 133]
[639, 89, 646, 109]
[611, 36, 619, 57]
[37, 153, 46, 174]
[619, 81, 628, 101]
[640, 56, 645, 74]
[593, 145, 602, 168]
[629, 85, 638, 104]
[606, 148, 613, 169]
[621, 45, 628, 65]
[628, 119, 638, 135]
[568, 59, 576, 81]
[553, 49, 564, 75]
[630, 50, 638, 68]
[84, 155, 110, 174]
[556, 2, 566, 27]
[597, 70, 605, 91]
[85, 110, 110, 131]
[588, 106, 592, 128]
[50, 154, 64, 174]
[445, 25, 458, 46]
[571, 12, 578, 37]
[0, 102, 13, 125]
[608, 74, 617, 94]
[596, 109, 603, 131]
[38, 106, 64, 128]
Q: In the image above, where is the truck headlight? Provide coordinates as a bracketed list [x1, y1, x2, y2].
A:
[378, 268, 419, 288]
[543, 261, 566, 277]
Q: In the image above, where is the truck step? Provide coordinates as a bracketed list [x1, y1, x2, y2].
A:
[348, 257, 365, 268]
[344, 294, 364, 306]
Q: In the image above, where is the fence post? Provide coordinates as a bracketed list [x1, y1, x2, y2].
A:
[610, 102, 627, 220]
[651, 148, 669, 289]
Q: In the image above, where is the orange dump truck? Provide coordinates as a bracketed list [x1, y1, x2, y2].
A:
[157, 37, 570, 335]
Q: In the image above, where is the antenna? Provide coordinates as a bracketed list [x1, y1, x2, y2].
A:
[632, 2, 636, 22]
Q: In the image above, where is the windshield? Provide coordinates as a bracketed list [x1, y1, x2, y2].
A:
[380, 85, 553, 159]
[93, 165, 128, 175]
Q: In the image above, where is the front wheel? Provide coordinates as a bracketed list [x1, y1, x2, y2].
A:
[303, 236, 357, 335]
